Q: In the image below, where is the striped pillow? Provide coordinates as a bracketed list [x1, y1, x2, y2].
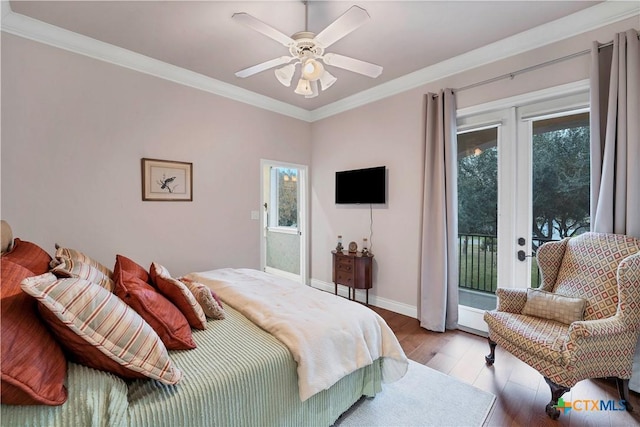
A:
[180, 277, 225, 320]
[51, 246, 113, 278]
[150, 263, 207, 330]
[51, 258, 115, 291]
[21, 274, 182, 385]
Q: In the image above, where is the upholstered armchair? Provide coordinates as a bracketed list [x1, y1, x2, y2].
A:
[484, 232, 640, 419]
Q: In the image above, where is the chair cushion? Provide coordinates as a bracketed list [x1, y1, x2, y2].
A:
[522, 288, 586, 324]
[553, 233, 640, 321]
[484, 310, 571, 365]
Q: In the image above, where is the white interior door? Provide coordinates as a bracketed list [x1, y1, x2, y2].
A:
[260, 160, 308, 284]
[456, 87, 590, 334]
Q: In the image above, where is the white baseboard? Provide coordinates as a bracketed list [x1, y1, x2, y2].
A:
[310, 279, 418, 319]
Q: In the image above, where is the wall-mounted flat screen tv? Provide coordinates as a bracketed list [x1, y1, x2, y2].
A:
[335, 166, 386, 204]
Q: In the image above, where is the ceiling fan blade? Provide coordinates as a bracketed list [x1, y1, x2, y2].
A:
[322, 53, 382, 78]
[314, 6, 370, 49]
[232, 12, 295, 47]
[235, 56, 295, 78]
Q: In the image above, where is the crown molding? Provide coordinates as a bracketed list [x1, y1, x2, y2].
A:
[0, 2, 312, 122]
[309, 1, 640, 121]
[2, 1, 638, 123]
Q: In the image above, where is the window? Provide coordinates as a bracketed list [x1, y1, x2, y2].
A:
[269, 167, 298, 228]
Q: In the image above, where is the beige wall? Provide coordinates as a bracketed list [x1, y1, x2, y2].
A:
[1, 34, 311, 277]
[1, 16, 637, 316]
[309, 17, 638, 313]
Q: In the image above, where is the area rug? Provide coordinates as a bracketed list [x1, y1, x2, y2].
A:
[334, 360, 495, 426]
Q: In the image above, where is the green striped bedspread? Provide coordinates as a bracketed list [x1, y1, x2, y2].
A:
[1, 306, 383, 427]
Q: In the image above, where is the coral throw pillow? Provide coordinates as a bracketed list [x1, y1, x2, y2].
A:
[1, 263, 67, 405]
[2, 238, 52, 275]
[150, 263, 207, 330]
[113, 255, 195, 350]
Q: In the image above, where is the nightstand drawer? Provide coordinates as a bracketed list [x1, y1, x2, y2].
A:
[337, 259, 353, 272]
[335, 271, 354, 286]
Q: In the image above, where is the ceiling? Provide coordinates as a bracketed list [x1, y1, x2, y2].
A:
[7, 1, 605, 111]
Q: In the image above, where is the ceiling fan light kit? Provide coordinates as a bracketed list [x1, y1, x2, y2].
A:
[302, 59, 324, 81]
[319, 70, 337, 91]
[294, 78, 313, 96]
[275, 63, 297, 87]
[232, 5, 382, 98]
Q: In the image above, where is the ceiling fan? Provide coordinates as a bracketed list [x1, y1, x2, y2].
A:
[232, 3, 383, 98]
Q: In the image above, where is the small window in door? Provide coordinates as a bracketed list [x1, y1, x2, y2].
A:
[269, 168, 298, 228]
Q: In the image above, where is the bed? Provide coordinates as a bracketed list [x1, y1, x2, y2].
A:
[0, 221, 408, 427]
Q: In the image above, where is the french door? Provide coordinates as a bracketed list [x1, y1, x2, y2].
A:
[456, 87, 590, 333]
[260, 160, 308, 284]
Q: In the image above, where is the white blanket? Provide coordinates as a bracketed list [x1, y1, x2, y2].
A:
[187, 268, 408, 401]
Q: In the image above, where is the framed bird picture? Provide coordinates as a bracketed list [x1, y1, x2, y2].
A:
[141, 158, 193, 201]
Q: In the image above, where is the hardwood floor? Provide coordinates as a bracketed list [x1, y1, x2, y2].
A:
[370, 305, 640, 427]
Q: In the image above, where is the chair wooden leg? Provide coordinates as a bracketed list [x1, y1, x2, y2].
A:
[485, 338, 497, 365]
[544, 377, 570, 420]
[616, 378, 634, 412]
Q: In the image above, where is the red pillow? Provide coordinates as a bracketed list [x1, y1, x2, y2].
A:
[150, 263, 207, 330]
[113, 255, 195, 350]
[114, 254, 149, 282]
[0, 261, 67, 405]
[2, 238, 52, 275]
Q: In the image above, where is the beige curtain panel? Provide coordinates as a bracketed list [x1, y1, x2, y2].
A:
[590, 29, 640, 238]
[420, 89, 459, 332]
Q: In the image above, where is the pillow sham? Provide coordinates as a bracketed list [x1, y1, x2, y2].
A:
[2, 238, 52, 275]
[522, 288, 587, 325]
[51, 257, 115, 291]
[180, 277, 225, 320]
[51, 246, 113, 278]
[150, 263, 207, 330]
[1, 263, 67, 405]
[114, 253, 150, 283]
[21, 274, 183, 385]
[114, 264, 196, 350]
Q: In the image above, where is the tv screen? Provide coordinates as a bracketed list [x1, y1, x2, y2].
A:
[335, 166, 386, 204]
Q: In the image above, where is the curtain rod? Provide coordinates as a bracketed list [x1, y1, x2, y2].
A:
[455, 35, 637, 94]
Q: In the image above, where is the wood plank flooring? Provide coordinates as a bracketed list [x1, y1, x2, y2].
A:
[370, 305, 640, 427]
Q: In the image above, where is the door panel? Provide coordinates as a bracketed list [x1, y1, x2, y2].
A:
[456, 89, 589, 333]
[261, 161, 308, 284]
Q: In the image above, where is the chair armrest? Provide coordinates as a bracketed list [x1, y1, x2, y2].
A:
[568, 316, 628, 339]
[618, 253, 640, 330]
[536, 238, 569, 292]
[496, 288, 528, 313]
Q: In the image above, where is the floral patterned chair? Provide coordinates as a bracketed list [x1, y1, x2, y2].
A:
[484, 232, 640, 419]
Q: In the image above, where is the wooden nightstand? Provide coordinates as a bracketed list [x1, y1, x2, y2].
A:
[332, 250, 373, 304]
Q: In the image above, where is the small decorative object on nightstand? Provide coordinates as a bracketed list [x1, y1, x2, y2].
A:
[332, 250, 373, 304]
[361, 238, 369, 256]
[336, 235, 344, 252]
[348, 241, 358, 253]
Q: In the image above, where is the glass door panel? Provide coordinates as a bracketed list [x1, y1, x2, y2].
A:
[266, 167, 301, 276]
[457, 126, 498, 311]
[529, 112, 590, 287]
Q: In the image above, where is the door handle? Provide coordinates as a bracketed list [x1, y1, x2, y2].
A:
[517, 250, 534, 261]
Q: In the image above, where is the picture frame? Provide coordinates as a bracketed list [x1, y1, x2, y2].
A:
[141, 158, 193, 201]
